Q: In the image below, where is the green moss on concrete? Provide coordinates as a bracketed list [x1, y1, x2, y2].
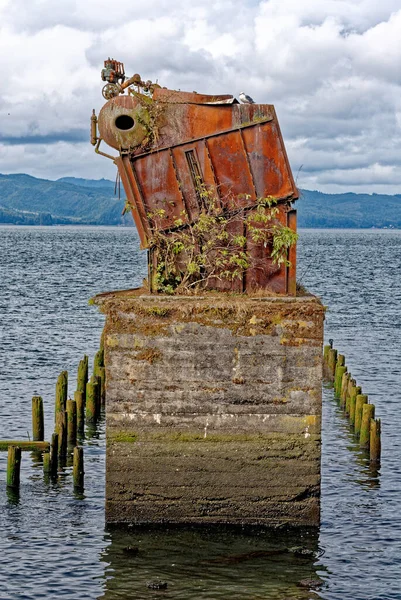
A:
[145, 306, 171, 317]
[108, 432, 138, 444]
[107, 430, 321, 445]
[94, 291, 324, 341]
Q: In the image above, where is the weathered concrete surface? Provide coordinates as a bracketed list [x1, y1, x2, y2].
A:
[95, 290, 324, 527]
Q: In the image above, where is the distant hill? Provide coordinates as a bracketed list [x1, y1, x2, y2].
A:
[0, 173, 131, 226]
[296, 189, 401, 228]
[0, 173, 400, 228]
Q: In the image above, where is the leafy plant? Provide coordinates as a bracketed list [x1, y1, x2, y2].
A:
[148, 188, 297, 294]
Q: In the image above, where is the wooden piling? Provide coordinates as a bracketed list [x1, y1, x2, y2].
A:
[86, 378, 97, 423]
[340, 373, 350, 408]
[7, 446, 21, 489]
[93, 349, 104, 374]
[32, 395, 44, 441]
[43, 451, 51, 474]
[56, 411, 67, 457]
[67, 399, 77, 448]
[55, 371, 68, 416]
[73, 446, 84, 490]
[323, 344, 331, 364]
[337, 354, 345, 367]
[50, 433, 58, 476]
[327, 348, 337, 378]
[360, 404, 375, 448]
[370, 418, 381, 464]
[346, 384, 361, 416]
[354, 394, 368, 435]
[335, 366, 347, 398]
[349, 386, 362, 424]
[77, 356, 89, 403]
[0, 441, 49, 452]
[75, 390, 84, 436]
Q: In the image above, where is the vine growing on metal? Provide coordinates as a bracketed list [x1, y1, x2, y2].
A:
[147, 188, 298, 294]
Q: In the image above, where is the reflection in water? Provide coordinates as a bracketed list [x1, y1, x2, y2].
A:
[99, 527, 326, 600]
[6, 487, 20, 506]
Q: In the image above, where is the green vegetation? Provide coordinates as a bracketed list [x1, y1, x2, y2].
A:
[149, 192, 297, 293]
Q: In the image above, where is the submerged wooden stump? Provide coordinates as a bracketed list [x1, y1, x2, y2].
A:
[7, 446, 21, 489]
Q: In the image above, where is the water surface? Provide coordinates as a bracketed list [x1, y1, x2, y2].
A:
[0, 226, 400, 599]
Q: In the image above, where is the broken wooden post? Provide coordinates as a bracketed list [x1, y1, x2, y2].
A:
[327, 348, 337, 379]
[43, 451, 51, 475]
[7, 446, 21, 490]
[370, 418, 381, 464]
[86, 378, 97, 423]
[335, 365, 347, 398]
[50, 433, 58, 476]
[360, 404, 375, 448]
[77, 356, 89, 404]
[340, 372, 350, 407]
[55, 371, 68, 416]
[93, 349, 104, 374]
[354, 394, 368, 436]
[32, 395, 44, 442]
[349, 386, 362, 424]
[56, 411, 67, 458]
[75, 390, 85, 436]
[0, 441, 49, 452]
[73, 446, 84, 490]
[67, 399, 77, 449]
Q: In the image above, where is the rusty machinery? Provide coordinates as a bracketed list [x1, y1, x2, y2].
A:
[91, 60, 299, 294]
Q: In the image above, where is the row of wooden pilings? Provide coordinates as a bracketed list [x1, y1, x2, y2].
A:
[323, 342, 381, 464]
[2, 339, 105, 494]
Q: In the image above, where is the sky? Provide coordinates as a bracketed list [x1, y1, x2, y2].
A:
[0, 0, 400, 194]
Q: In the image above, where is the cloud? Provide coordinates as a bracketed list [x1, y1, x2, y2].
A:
[0, 0, 400, 193]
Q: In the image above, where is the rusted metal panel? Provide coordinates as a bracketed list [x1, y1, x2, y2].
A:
[171, 140, 219, 221]
[207, 130, 257, 207]
[115, 155, 149, 248]
[133, 151, 189, 232]
[242, 121, 295, 200]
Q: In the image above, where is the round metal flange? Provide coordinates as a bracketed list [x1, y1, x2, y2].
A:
[102, 83, 120, 100]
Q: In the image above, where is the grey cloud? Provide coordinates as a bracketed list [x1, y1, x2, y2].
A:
[0, 129, 88, 145]
[1, 0, 401, 193]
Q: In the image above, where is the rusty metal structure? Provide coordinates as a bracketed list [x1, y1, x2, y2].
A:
[92, 62, 299, 294]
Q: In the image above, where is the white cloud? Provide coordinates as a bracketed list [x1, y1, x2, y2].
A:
[0, 0, 400, 193]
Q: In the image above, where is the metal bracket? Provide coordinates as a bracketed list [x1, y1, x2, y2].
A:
[94, 138, 117, 161]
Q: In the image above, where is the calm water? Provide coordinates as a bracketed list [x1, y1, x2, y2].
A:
[0, 226, 400, 600]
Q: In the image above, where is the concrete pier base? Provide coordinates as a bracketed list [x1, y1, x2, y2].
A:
[95, 290, 324, 527]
